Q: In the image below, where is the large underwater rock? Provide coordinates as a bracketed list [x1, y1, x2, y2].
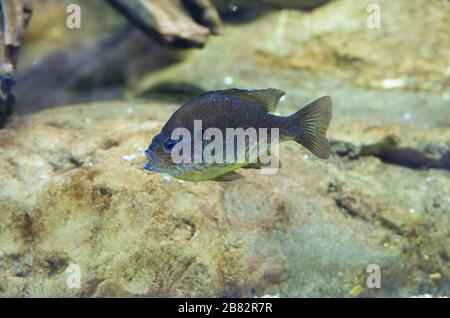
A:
[133, 0, 450, 95]
[0, 101, 448, 297]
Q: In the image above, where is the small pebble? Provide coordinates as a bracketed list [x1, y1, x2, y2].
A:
[259, 293, 280, 298]
[122, 155, 136, 162]
[382, 78, 404, 89]
[410, 294, 432, 298]
[39, 175, 50, 181]
[429, 272, 441, 280]
[162, 175, 171, 182]
[126, 107, 134, 114]
[279, 95, 287, 103]
[349, 285, 364, 297]
[13, 260, 21, 273]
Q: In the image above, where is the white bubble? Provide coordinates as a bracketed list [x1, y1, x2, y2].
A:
[162, 175, 171, 182]
[229, 4, 238, 12]
[39, 175, 50, 181]
[126, 107, 134, 114]
[403, 112, 412, 120]
[224, 76, 234, 85]
[279, 95, 287, 103]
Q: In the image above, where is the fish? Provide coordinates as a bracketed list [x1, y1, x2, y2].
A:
[360, 139, 450, 171]
[144, 88, 332, 182]
[361, 144, 439, 169]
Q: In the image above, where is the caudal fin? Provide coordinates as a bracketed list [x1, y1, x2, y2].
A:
[292, 96, 332, 159]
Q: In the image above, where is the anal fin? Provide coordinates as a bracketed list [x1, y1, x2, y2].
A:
[242, 163, 264, 170]
[213, 171, 243, 182]
[243, 159, 282, 169]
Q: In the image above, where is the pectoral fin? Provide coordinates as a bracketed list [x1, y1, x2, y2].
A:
[213, 171, 243, 182]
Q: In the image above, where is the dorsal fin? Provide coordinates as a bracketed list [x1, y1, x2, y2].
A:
[206, 88, 285, 112]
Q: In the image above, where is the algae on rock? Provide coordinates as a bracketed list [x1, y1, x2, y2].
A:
[0, 101, 448, 297]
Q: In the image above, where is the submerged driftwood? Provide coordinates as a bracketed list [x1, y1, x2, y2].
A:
[0, 0, 32, 128]
[211, 0, 330, 15]
[255, 0, 329, 9]
[106, 0, 221, 48]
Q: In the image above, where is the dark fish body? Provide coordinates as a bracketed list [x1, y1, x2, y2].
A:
[163, 91, 285, 135]
[362, 145, 450, 171]
[375, 147, 438, 169]
[145, 88, 332, 181]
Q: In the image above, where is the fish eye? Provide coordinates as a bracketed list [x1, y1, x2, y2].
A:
[163, 139, 177, 153]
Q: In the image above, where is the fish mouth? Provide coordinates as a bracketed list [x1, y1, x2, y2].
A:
[144, 149, 161, 171]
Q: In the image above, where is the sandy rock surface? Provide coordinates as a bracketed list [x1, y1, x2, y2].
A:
[0, 101, 448, 297]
